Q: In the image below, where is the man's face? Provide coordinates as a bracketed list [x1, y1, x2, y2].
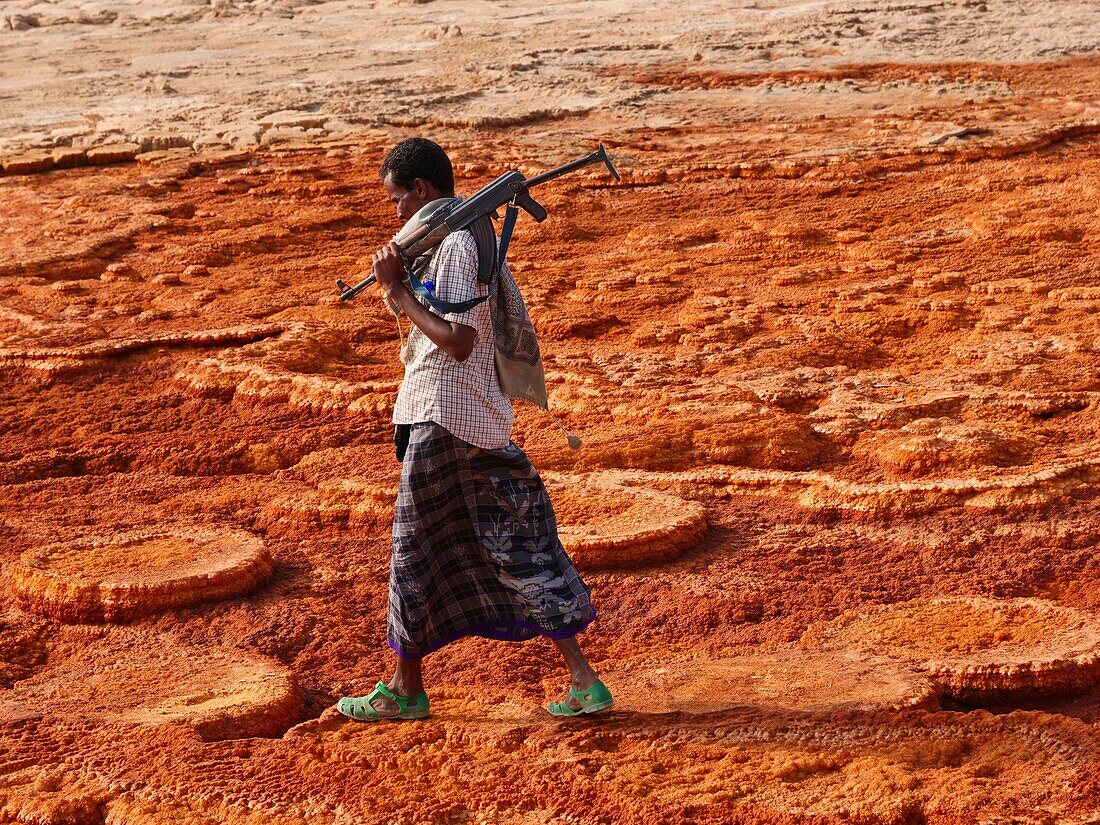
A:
[383, 174, 433, 222]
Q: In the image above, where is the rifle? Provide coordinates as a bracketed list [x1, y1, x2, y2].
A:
[335, 144, 620, 301]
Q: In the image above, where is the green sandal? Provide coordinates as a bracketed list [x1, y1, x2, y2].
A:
[547, 679, 614, 717]
[337, 681, 430, 722]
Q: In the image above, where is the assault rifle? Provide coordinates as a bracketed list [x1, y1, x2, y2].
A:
[335, 144, 620, 301]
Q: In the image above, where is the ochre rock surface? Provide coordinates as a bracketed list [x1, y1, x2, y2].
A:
[592, 648, 939, 714]
[175, 322, 400, 414]
[801, 596, 1100, 703]
[10, 528, 275, 623]
[0, 612, 47, 689]
[0, 324, 281, 383]
[258, 456, 708, 567]
[545, 472, 707, 568]
[1, 5, 1100, 822]
[0, 626, 303, 740]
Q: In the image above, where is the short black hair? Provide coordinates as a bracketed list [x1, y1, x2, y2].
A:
[379, 137, 454, 196]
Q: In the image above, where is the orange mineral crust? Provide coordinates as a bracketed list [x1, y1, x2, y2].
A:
[801, 596, 1100, 702]
[2, 44, 1100, 825]
[0, 626, 304, 741]
[592, 648, 939, 714]
[10, 528, 275, 623]
[544, 472, 707, 568]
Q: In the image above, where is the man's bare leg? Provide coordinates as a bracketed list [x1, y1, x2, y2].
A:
[368, 654, 424, 716]
[552, 635, 600, 711]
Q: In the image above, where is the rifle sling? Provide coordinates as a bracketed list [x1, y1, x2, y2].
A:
[405, 204, 520, 316]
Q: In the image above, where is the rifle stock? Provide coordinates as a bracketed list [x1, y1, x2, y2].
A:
[401, 223, 453, 261]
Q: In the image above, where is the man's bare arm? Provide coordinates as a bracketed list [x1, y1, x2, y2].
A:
[372, 242, 477, 362]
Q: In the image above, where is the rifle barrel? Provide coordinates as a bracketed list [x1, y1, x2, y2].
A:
[525, 144, 618, 188]
[338, 273, 376, 300]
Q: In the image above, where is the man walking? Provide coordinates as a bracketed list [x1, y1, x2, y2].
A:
[336, 137, 612, 721]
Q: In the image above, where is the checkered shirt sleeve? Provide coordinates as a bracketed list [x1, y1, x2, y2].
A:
[431, 231, 486, 333]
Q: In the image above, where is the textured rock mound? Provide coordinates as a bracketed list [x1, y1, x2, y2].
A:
[260, 479, 397, 535]
[11, 528, 275, 623]
[544, 472, 706, 567]
[662, 456, 1100, 517]
[0, 612, 48, 688]
[175, 323, 400, 413]
[529, 393, 826, 473]
[594, 649, 938, 714]
[0, 324, 282, 383]
[262, 472, 709, 562]
[0, 629, 303, 740]
[801, 596, 1100, 702]
[852, 418, 1035, 476]
[0, 769, 108, 825]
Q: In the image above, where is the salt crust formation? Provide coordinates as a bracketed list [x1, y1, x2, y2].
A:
[1, 0, 1098, 161]
[0, 627, 303, 740]
[850, 418, 1036, 476]
[643, 456, 1100, 517]
[175, 323, 399, 414]
[594, 648, 938, 714]
[0, 138, 1097, 817]
[0, 324, 282, 383]
[260, 478, 396, 535]
[543, 472, 707, 568]
[277, 694, 1096, 825]
[1, 697, 1093, 825]
[801, 596, 1100, 702]
[10, 528, 275, 623]
[0, 612, 47, 688]
[0, 19, 1099, 819]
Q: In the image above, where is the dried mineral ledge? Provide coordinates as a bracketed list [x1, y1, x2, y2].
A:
[0, 626, 303, 740]
[10, 529, 275, 623]
[801, 596, 1100, 703]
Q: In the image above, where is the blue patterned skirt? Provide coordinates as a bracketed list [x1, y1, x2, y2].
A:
[387, 422, 596, 659]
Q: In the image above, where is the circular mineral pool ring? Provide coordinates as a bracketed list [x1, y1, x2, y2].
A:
[800, 596, 1100, 702]
[11, 528, 275, 623]
[543, 472, 707, 568]
[1, 629, 302, 740]
[595, 648, 938, 715]
[259, 479, 396, 535]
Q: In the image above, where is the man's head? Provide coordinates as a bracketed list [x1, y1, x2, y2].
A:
[379, 137, 455, 221]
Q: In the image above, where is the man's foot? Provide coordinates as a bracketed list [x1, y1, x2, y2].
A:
[560, 674, 599, 711]
[337, 680, 429, 722]
[368, 679, 411, 717]
[547, 672, 613, 717]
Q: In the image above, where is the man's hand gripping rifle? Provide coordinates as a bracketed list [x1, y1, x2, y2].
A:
[335, 144, 620, 301]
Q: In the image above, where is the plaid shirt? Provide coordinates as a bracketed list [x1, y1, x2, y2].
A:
[392, 231, 514, 449]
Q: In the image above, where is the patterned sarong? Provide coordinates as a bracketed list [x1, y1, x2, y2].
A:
[387, 422, 596, 659]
